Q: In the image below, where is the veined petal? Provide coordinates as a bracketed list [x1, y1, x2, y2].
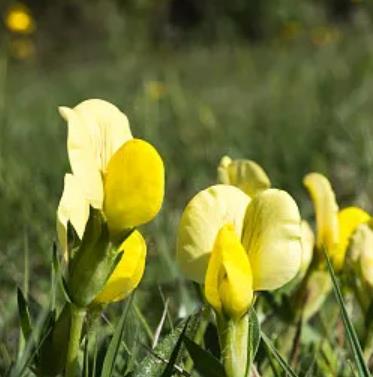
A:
[217, 155, 271, 197]
[94, 230, 147, 303]
[204, 224, 253, 319]
[334, 207, 370, 270]
[303, 173, 339, 255]
[300, 220, 315, 276]
[242, 189, 302, 291]
[177, 185, 251, 283]
[103, 139, 165, 236]
[56, 174, 90, 258]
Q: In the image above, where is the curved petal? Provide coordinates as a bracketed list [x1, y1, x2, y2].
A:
[94, 230, 147, 303]
[177, 184, 251, 283]
[217, 155, 271, 197]
[353, 224, 373, 287]
[303, 173, 339, 256]
[56, 174, 90, 258]
[334, 207, 370, 270]
[300, 220, 315, 276]
[103, 139, 165, 236]
[205, 224, 253, 319]
[242, 189, 302, 291]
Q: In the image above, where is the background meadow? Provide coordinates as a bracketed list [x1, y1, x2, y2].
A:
[1, 1, 373, 375]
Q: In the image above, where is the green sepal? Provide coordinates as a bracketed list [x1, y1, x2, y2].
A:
[67, 207, 118, 307]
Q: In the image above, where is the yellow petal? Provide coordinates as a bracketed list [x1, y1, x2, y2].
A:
[103, 139, 165, 236]
[217, 155, 271, 197]
[94, 230, 147, 303]
[242, 189, 302, 290]
[59, 106, 103, 209]
[300, 220, 315, 276]
[351, 224, 373, 287]
[177, 184, 251, 283]
[334, 207, 371, 270]
[56, 174, 90, 259]
[303, 173, 339, 256]
[205, 224, 253, 319]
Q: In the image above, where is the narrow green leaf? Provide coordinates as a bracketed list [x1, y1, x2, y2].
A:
[323, 248, 371, 377]
[100, 295, 134, 377]
[17, 288, 32, 342]
[183, 336, 226, 377]
[261, 332, 299, 377]
[160, 319, 190, 377]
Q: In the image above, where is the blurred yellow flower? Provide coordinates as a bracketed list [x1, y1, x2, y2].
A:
[9, 37, 35, 60]
[5, 4, 35, 34]
[304, 172, 370, 270]
[310, 26, 340, 47]
[217, 156, 271, 197]
[178, 185, 302, 319]
[145, 80, 167, 102]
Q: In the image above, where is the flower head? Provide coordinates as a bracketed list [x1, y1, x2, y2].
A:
[5, 4, 35, 34]
[177, 185, 302, 319]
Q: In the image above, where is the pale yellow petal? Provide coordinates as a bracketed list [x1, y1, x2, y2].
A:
[56, 174, 90, 258]
[177, 185, 251, 283]
[217, 155, 271, 197]
[94, 230, 147, 303]
[299, 220, 315, 276]
[59, 106, 103, 208]
[355, 224, 373, 287]
[205, 224, 253, 319]
[303, 172, 339, 256]
[242, 189, 302, 291]
[103, 139, 165, 236]
[334, 207, 371, 270]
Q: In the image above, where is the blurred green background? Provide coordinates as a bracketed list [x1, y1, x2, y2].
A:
[1, 0, 373, 364]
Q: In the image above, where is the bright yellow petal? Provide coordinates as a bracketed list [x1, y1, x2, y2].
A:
[205, 224, 253, 319]
[299, 220, 315, 276]
[94, 230, 147, 303]
[242, 189, 302, 291]
[303, 172, 339, 256]
[217, 155, 271, 197]
[103, 139, 165, 236]
[177, 184, 251, 283]
[56, 174, 90, 259]
[333, 207, 371, 270]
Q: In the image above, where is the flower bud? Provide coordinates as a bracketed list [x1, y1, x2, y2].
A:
[94, 230, 146, 304]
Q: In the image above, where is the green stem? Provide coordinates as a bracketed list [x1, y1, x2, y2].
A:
[218, 313, 250, 377]
[65, 305, 85, 377]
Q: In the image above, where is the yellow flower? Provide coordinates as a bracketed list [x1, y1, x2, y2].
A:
[94, 230, 147, 303]
[303, 172, 370, 270]
[145, 80, 167, 102]
[217, 156, 271, 197]
[56, 99, 164, 304]
[103, 139, 165, 236]
[5, 5, 35, 34]
[57, 99, 164, 246]
[177, 185, 302, 319]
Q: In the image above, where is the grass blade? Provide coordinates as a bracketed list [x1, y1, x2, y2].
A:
[261, 332, 299, 377]
[323, 248, 371, 377]
[100, 295, 134, 377]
